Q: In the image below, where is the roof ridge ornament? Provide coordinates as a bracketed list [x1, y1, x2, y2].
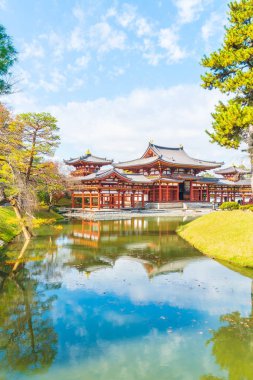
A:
[85, 149, 91, 155]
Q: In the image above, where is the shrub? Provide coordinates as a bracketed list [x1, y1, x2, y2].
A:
[239, 204, 253, 210]
[219, 201, 239, 211]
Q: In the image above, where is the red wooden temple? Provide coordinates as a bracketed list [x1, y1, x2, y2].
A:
[65, 143, 252, 209]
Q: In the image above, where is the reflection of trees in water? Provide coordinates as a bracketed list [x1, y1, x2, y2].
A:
[206, 312, 253, 380]
[201, 304, 253, 380]
[0, 249, 58, 375]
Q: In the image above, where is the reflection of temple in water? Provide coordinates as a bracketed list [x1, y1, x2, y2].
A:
[66, 219, 203, 278]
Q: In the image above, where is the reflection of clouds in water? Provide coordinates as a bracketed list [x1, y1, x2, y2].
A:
[61, 258, 251, 316]
[32, 331, 223, 380]
[104, 311, 141, 327]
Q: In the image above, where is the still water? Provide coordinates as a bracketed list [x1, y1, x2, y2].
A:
[0, 217, 253, 380]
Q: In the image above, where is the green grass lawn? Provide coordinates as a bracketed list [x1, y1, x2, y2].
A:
[35, 207, 64, 221]
[0, 207, 20, 244]
[177, 211, 253, 268]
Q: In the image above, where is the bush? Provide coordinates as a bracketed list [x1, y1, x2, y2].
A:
[219, 201, 239, 211]
[239, 204, 253, 210]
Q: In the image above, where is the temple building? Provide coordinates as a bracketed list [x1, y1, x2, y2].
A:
[65, 142, 252, 209]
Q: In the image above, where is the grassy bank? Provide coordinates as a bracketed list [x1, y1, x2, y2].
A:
[0, 207, 20, 245]
[178, 211, 253, 268]
[0, 206, 64, 247]
[35, 208, 64, 221]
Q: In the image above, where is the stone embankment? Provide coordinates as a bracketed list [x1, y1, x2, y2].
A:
[63, 204, 214, 221]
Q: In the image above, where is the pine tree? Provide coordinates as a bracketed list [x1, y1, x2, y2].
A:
[201, 0, 253, 189]
[0, 24, 17, 94]
[0, 105, 60, 239]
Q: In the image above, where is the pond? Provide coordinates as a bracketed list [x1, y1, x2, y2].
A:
[0, 217, 253, 380]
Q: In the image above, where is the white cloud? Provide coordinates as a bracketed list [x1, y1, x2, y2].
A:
[39, 69, 66, 92]
[41, 31, 65, 60]
[75, 54, 90, 68]
[0, 0, 6, 9]
[174, 0, 211, 24]
[68, 78, 85, 92]
[106, 3, 137, 28]
[3, 84, 249, 167]
[117, 4, 136, 27]
[69, 26, 85, 51]
[20, 39, 45, 60]
[201, 11, 226, 47]
[16, 2, 189, 74]
[89, 22, 126, 53]
[72, 4, 85, 22]
[158, 28, 186, 62]
[40, 84, 245, 166]
[135, 17, 153, 37]
[109, 66, 126, 78]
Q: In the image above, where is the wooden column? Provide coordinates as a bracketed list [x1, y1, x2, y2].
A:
[71, 193, 75, 208]
[118, 191, 121, 209]
[82, 192, 85, 209]
[142, 192, 145, 208]
[206, 185, 210, 202]
[190, 183, 193, 202]
[131, 191, 135, 208]
[159, 183, 162, 203]
[122, 192, 125, 208]
[89, 192, 92, 209]
[166, 184, 169, 202]
[148, 190, 151, 202]
[153, 187, 156, 202]
[98, 190, 101, 210]
[176, 184, 179, 201]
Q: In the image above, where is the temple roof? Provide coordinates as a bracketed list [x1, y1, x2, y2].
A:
[67, 168, 183, 184]
[114, 143, 223, 170]
[215, 166, 250, 175]
[65, 153, 113, 165]
[219, 178, 251, 186]
[115, 156, 158, 168]
[196, 177, 251, 187]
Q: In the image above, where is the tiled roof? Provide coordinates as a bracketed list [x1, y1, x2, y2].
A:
[197, 177, 251, 186]
[215, 166, 250, 175]
[114, 156, 158, 168]
[67, 169, 184, 184]
[65, 154, 113, 165]
[114, 143, 223, 169]
[219, 179, 251, 186]
[149, 144, 223, 169]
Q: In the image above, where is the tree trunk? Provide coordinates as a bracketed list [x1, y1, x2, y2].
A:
[48, 193, 53, 211]
[25, 130, 37, 185]
[11, 200, 32, 241]
[12, 239, 30, 272]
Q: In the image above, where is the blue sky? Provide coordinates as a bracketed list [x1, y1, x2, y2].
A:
[0, 0, 248, 166]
